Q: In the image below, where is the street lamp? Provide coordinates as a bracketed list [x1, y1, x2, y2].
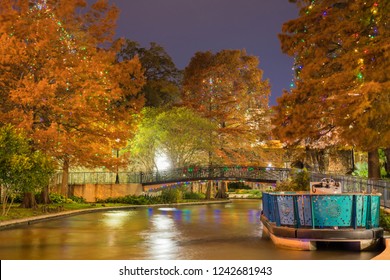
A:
[115, 138, 120, 184]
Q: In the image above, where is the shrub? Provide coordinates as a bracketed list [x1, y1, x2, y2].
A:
[352, 162, 368, 178]
[274, 168, 310, 192]
[49, 193, 74, 204]
[227, 182, 251, 191]
[97, 194, 162, 205]
[380, 209, 390, 231]
[183, 192, 205, 200]
[160, 188, 182, 203]
[96, 190, 205, 205]
[49, 193, 67, 204]
[69, 195, 86, 204]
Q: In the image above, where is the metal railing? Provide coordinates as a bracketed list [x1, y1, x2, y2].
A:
[311, 173, 389, 209]
[139, 166, 290, 185]
[51, 166, 290, 185]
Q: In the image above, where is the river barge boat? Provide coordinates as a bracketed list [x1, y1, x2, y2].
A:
[261, 179, 383, 251]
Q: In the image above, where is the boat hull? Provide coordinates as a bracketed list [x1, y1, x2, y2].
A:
[261, 214, 383, 251]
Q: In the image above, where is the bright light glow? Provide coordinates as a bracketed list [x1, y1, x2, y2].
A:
[155, 151, 171, 171]
[102, 211, 133, 228]
[149, 215, 178, 259]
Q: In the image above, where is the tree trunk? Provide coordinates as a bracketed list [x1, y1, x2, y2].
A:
[215, 181, 227, 199]
[309, 149, 329, 173]
[61, 156, 70, 197]
[20, 192, 38, 209]
[384, 148, 390, 177]
[205, 181, 211, 200]
[368, 149, 380, 179]
[305, 148, 317, 171]
[350, 148, 355, 173]
[2, 192, 9, 216]
[40, 185, 52, 204]
[320, 149, 329, 173]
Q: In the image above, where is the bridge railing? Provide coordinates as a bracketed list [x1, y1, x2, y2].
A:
[138, 166, 290, 184]
[52, 166, 290, 185]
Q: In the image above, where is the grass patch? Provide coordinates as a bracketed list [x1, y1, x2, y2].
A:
[0, 192, 210, 223]
[0, 206, 43, 222]
[0, 202, 130, 223]
[227, 189, 262, 199]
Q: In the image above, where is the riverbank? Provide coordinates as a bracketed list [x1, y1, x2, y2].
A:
[0, 200, 231, 230]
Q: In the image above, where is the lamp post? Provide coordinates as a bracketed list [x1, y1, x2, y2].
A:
[115, 138, 120, 184]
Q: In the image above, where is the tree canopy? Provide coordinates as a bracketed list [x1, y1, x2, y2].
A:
[117, 39, 182, 108]
[0, 0, 145, 194]
[274, 0, 389, 149]
[127, 107, 215, 172]
[182, 49, 270, 165]
[272, 0, 389, 177]
[153, 107, 215, 169]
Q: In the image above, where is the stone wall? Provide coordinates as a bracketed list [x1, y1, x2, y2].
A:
[70, 183, 143, 202]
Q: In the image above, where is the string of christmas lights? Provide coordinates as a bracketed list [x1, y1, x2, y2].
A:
[288, 1, 383, 91]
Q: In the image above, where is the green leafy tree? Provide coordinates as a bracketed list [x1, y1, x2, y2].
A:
[154, 107, 216, 169]
[117, 39, 182, 107]
[127, 107, 215, 172]
[0, 125, 55, 212]
[182, 49, 270, 166]
[127, 107, 160, 172]
[273, 0, 390, 178]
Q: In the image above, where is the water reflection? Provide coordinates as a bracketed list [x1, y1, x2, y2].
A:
[0, 200, 382, 260]
[147, 215, 178, 259]
[102, 211, 134, 228]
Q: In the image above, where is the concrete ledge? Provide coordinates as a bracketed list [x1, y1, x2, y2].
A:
[372, 238, 390, 260]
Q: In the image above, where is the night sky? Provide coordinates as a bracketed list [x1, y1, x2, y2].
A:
[108, 0, 300, 106]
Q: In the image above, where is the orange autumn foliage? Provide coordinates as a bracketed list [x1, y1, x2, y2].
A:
[0, 0, 145, 194]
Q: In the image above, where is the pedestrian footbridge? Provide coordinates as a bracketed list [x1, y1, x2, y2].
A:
[54, 166, 390, 208]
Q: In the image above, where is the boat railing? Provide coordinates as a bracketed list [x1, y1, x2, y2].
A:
[311, 172, 389, 209]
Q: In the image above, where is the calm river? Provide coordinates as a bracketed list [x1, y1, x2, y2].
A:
[0, 200, 381, 260]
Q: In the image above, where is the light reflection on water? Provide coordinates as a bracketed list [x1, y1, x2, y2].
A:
[0, 200, 381, 260]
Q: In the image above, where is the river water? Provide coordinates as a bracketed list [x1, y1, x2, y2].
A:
[0, 200, 381, 260]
